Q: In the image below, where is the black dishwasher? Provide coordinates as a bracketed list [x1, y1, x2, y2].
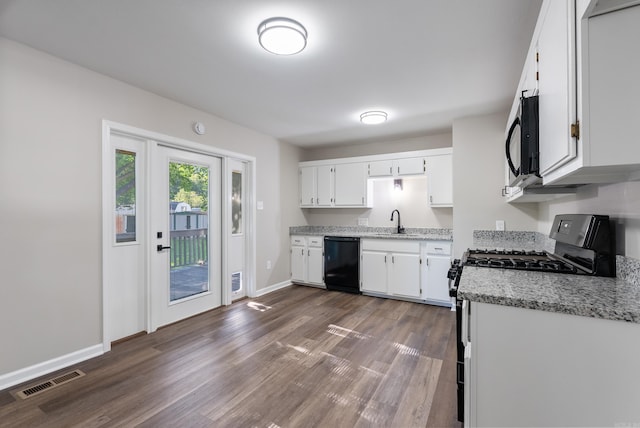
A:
[324, 236, 360, 294]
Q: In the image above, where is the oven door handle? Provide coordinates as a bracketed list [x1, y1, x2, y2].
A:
[461, 300, 469, 346]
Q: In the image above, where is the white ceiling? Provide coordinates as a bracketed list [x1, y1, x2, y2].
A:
[0, 0, 542, 148]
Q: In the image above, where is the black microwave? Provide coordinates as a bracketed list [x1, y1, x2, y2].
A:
[505, 92, 539, 187]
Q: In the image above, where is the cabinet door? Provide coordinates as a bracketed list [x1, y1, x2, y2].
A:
[299, 166, 316, 207]
[427, 154, 453, 207]
[361, 251, 388, 294]
[537, 0, 577, 176]
[424, 256, 451, 303]
[291, 245, 306, 282]
[334, 163, 367, 206]
[316, 165, 334, 207]
[307, 246, 324, 285]
[389, 252, 421, 298]
[368, 160, 393, 177]
[395, 158, 425, 176]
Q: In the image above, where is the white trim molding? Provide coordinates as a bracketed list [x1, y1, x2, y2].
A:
[0, 344, 103, 391]
[254, 280, 293, 297]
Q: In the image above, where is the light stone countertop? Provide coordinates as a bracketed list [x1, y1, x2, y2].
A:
[289, 226, 453, 241]
[458, 266, 640, 323]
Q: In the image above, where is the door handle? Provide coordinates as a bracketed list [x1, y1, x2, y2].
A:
[157, 245, 171, 252]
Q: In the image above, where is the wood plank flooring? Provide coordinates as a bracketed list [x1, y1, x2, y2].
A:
[0, 286, 461, 427]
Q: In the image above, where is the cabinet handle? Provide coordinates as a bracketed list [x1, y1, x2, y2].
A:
[311, 197, 314, 204]
[361, 196, 364, 204]
[389, 167, 392, 174]
[301, 249, 304, 255]
[397, 166, 400, 174]
[392, 256, 395, 263]
[384, 255, 387, 263]
[430, 195, 433, 203]
[308, 250, 310, 256]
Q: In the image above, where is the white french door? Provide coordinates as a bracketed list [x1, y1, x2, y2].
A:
[150, 144, 222, 330]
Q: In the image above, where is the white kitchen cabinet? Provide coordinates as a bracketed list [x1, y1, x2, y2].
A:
[504, 0, 640, 192]
[360, 239, 422, 300]
[423, 242, 452, 304]
[537, 0, 577, 178]
[367, 160, 394, 177]
[316, 165, 334, 207]
[290, 236, 324, 287]
[467, 301, 640, 427]
[395, 158, 425, 176]
[360, 250, 388, 294]
[426, 153, 453, 207]
[299, 166, 316, 207]
[290, 236, 306, 282]
[367, 157, 425, 178]
[388, 252, 421, 298]
[334, 163, 369, 206]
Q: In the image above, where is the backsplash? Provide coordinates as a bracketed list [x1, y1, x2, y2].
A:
[472, 230, 555, 253]
[290, 225, 453, 240]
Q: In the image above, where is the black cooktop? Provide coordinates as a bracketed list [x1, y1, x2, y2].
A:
[463, 249, 582, 274]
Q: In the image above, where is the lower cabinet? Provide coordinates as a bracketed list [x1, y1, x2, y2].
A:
[360, 239, 451, 305]
[361, 242, 421, 298]
[290, 235, 324, 287]
[467, 301, 640, 427]
[423, 242, 453, 304]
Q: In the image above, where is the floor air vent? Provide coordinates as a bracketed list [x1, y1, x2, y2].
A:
[17, 369, 85, 399]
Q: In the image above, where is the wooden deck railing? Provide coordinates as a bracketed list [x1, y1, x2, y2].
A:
[170, 228, 208, 268]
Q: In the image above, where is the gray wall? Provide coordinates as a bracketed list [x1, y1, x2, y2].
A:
[0, 37, 304, 376]
[539, 181, 640, 258]
[452, 113, 539, 258]
[301, 133, 451, 161]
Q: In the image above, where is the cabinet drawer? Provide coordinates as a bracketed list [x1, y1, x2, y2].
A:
[361, 239, 420, 253]
[425, 241, 451, 255]
[308, 237, 323, 247]
[290, 236, 306, 246]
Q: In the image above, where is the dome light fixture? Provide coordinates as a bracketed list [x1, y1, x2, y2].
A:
[257, 17, 307, 55]
[360, 110, 388, 125]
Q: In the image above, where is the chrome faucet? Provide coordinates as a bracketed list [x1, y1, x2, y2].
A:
[390, 209, 405, 234]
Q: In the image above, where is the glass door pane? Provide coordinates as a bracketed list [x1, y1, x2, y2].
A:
[169, 161, 209, 302]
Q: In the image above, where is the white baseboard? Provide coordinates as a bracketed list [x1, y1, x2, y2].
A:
[254, 280, 292, 297]
[0, 344, 104, 391]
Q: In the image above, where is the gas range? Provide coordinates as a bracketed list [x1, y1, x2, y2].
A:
[447, 214, 615, 424]
[462, 248, 582, 274]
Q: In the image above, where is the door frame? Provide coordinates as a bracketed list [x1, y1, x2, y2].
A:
[101, 120, 256, 352]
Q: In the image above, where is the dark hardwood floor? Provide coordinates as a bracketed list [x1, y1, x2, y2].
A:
[0, 286, 461, 427]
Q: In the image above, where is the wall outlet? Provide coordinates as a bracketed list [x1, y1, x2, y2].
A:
[266, 260, 272, 270]
[496, 220, 505, 231]
[358, 217, 369, 226]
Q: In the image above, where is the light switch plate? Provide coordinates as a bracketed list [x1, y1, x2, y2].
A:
[358, 217, 368, 226]
[257, 201, 264, 210]
[496, 220, 505, 231]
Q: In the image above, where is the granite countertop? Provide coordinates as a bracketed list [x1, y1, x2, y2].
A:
[458, 266, 640, 323]
[289, 226, 453, 241]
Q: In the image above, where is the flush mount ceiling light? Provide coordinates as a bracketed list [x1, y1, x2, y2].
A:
[360, 111, 388, 125]
[257, 17, 307, 55]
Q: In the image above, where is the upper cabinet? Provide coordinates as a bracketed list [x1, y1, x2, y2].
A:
[505, 0, 640, 198]
[298, 148, 452, 209]
[334, 163, 369, 206]
[367, 157, 425, 177]
[427, 153, 453, 207]
[298, 162, 372, 208]
[536, 0, 577, 178]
